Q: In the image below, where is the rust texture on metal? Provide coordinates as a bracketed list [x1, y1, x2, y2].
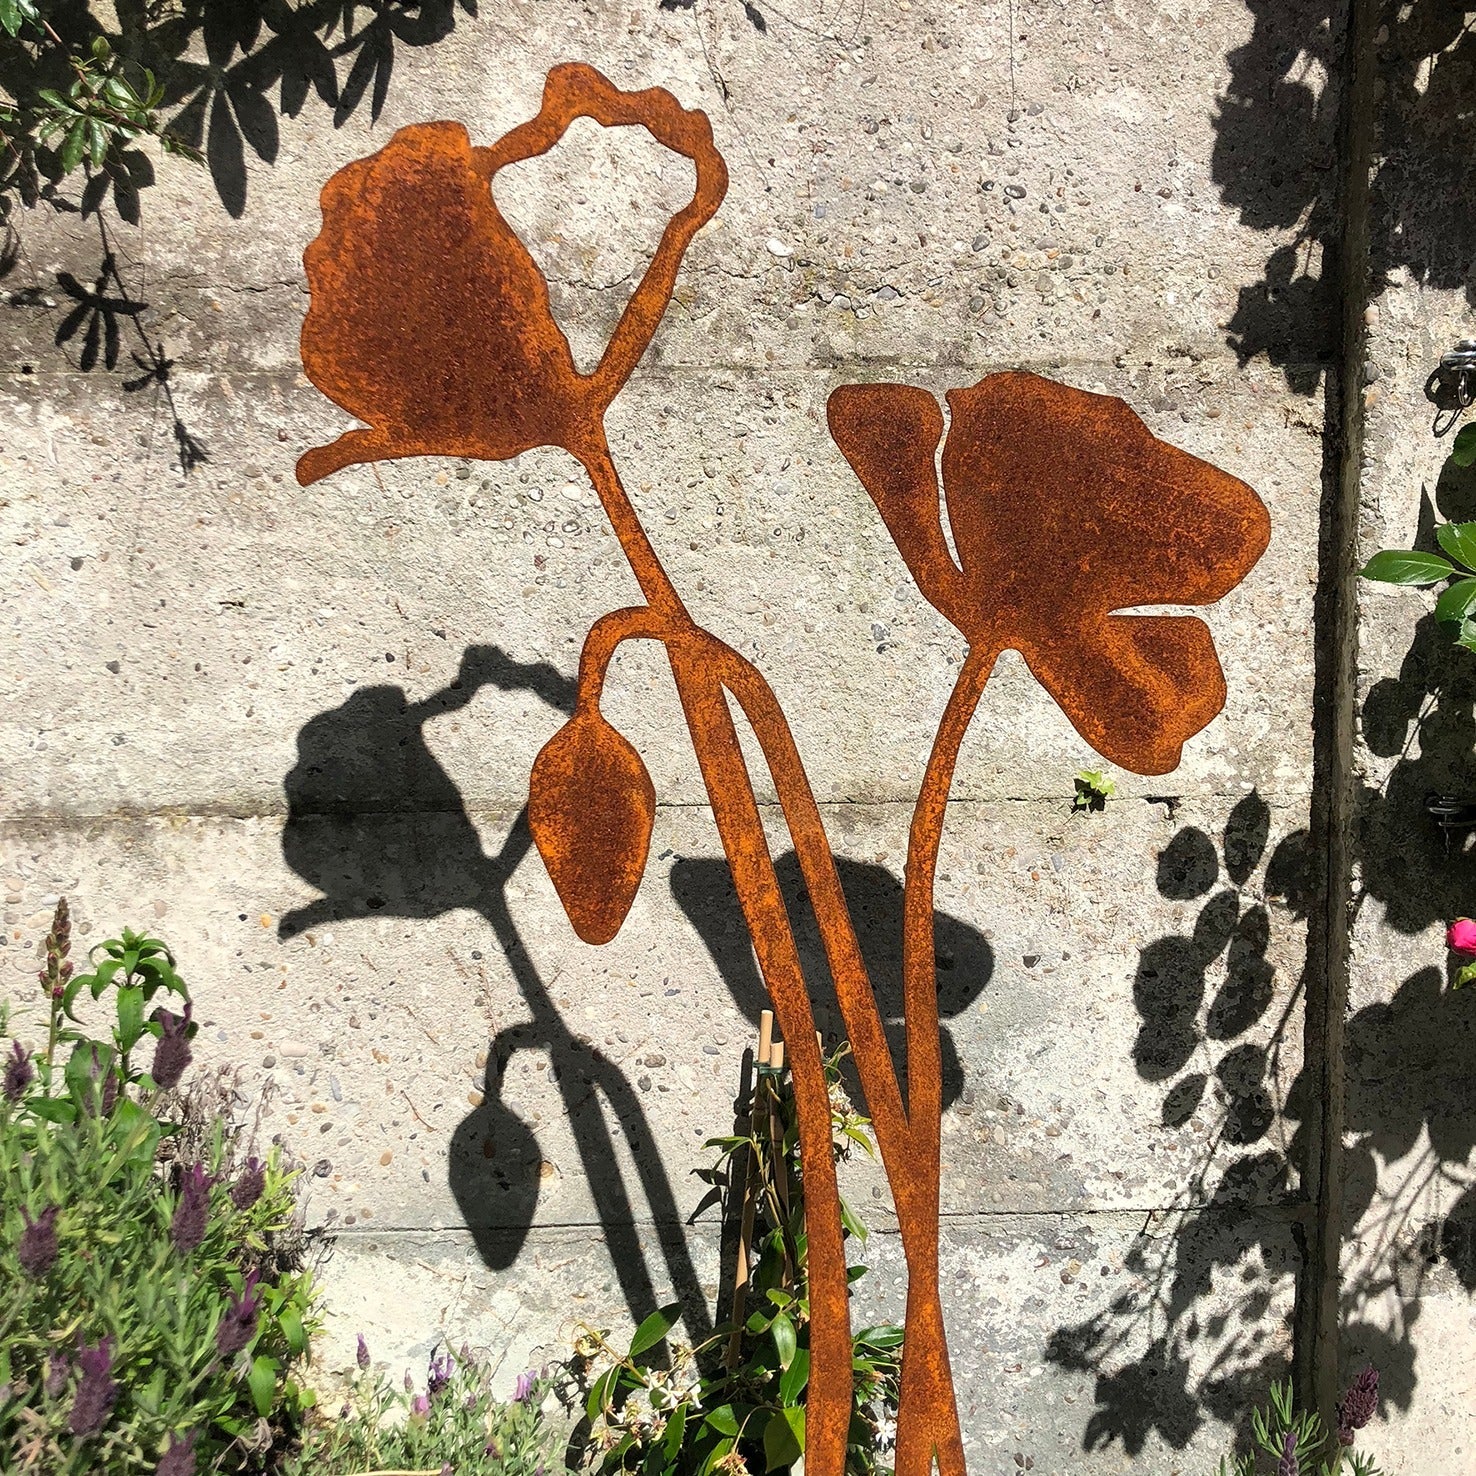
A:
[296, 62, 728, 486]
[826, 373, 1272, 776]
[296, 62, 1270, 1476]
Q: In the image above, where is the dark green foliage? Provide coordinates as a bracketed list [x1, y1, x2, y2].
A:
[565, 1047, 902, 1475]
[1359, 435, 1476, 653]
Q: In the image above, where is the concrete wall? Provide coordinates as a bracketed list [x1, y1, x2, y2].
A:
[1, 1, 1467, 1471]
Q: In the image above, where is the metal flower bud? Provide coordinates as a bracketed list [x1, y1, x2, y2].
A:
[528, 707, 656, 945]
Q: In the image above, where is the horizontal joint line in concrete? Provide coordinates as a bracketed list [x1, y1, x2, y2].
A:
[319, 1201, 1313, 1240]
[1, 792, 1313, 827]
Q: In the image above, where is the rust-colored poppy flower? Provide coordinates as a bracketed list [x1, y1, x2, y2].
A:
[296, 62, 727, 486]
[827, 372, 1270, 774]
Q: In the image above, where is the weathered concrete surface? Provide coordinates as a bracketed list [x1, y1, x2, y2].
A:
[1338, 4, 1476, 1471]
[0, 1, 1350, 1470]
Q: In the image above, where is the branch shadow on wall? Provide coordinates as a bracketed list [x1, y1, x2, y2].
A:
[1044, 792, 1321, 1456]
[275, 643, 721, 1353]
[275, 643, 993, 1353]
[1212, 2, 1476, 394]
[1335, 450, 1476, 1393]
[1, 1, 473, 467]
[1046, 780, 1476, 1459]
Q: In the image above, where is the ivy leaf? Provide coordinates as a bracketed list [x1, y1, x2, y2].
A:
[1452, 423, 1476, 468]
[763, 1406, 805, 1472]
[628, 1301, 682, 1358]
[1359, 549, 1455, 585]
[1437, 522, 1476, 572]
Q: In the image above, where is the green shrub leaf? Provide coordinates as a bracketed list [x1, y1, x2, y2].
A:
[703, 1404, 740, 1437]
[1360, 549, 1455, 585]
[771, 1310, 797, 1370]
[763, 1406, 805, 1472]
[1435, 577, 1476, 625]
[1453, 423, 1476, 467]
[628, 1300, 682, 1358]
[778, 1346, 810, 1404]
[1437, 522, 1476, 572]
[248, 1355, 279, 1417]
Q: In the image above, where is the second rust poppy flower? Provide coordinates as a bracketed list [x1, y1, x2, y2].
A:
[296, 62, 727, 486]
[827, 372, 1270, 775]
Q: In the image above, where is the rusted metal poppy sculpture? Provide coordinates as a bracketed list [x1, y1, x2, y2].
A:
[296, 62, 1270, 1476]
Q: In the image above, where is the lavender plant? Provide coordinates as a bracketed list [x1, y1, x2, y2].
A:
[1216, 1372, 1383, 1476]
[284, 1342, 558, 1475]
[0, 901, 319, 1475]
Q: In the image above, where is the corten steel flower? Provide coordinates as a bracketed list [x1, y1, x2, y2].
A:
[827, 370, 1268, 1476]
[294, 62, 1271, 1476]
[827, 372, 1271, 775]
[295, 61, 727, 487]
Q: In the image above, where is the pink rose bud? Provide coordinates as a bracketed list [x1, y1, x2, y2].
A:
[1448, 918, 1476, 956]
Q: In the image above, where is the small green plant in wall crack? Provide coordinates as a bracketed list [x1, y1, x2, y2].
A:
[1072, 768, 1118, 813]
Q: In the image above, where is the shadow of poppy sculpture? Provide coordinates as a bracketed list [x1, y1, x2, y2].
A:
[293, 61, 1270, 1476]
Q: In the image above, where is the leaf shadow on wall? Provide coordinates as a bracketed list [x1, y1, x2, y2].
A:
[1046, 775, 1476, 1457]
[0, 2, 473, 468]
[1212, 1, 1476, 394]
[1333, 453, 1476, 1401]
[1044, 792, 1323, 1456]
[0, 1, 475, 221]
[276, 643, 715, 1350]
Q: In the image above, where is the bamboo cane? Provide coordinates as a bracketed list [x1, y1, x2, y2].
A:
[724, 1013, 773, 1369]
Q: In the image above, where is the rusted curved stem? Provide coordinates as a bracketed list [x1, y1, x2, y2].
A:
[579, 443, 852, 1476]
[893, 643, 995, 1476]
[692, 633, 909, 1156]
[575, 605, 675, 707]
[666, 631, 853, 1475]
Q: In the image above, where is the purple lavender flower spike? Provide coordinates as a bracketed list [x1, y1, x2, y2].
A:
[514, 1369, 536, 1404]
[215, 1269, 261, 1358]
[1337, 1365, 1380, 1445]
[230, 1156, 266, 1212]
[356, 1333, 371, 1371]
[428, 1347, 455, 1398]
[68, 1337, 116, 1437]
[18, 1206, 59, 1278]
[155, 1429, 198, 1476]
[170, 1163, 211, 1255]
[410, 1392, 431, 1418]
[45, 1353, 70, 1399]
[1276, 1429, 1299, 1476]
[3, 1040, 33, 1101]
[150, 1004, 194, 1092]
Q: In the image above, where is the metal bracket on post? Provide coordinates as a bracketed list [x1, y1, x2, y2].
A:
[1425, 339, 1476, 436]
